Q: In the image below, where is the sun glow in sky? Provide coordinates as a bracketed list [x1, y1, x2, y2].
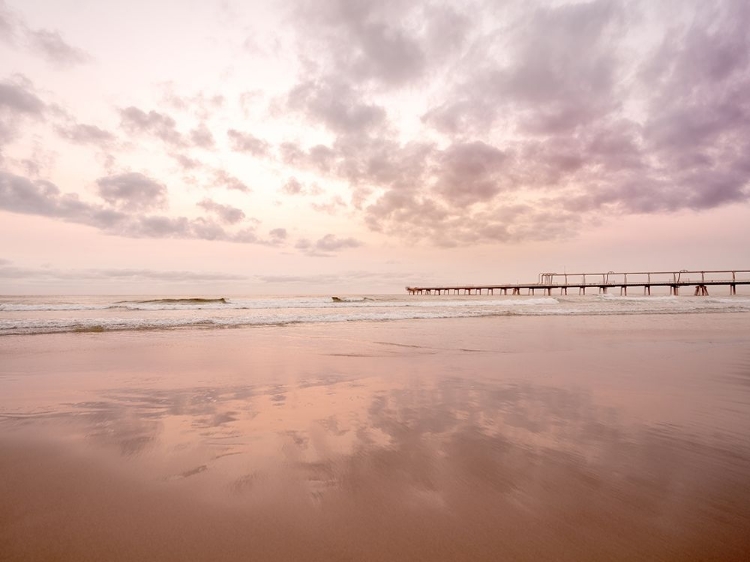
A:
[1, 0, 749, 294]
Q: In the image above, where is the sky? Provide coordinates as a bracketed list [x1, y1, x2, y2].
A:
[1, 0, 749, 295]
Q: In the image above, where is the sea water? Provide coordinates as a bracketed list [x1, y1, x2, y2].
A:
[2, 292, 750, 336]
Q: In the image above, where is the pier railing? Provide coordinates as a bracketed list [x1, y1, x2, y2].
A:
[406, 269, 750, 296]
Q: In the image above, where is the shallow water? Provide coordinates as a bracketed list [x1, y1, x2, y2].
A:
[1, 314, 750, 560]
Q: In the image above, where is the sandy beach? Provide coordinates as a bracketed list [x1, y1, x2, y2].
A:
[1, 313, 750, 561]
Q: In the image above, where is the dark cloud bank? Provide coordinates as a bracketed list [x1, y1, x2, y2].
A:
[281, 0, 750, 245]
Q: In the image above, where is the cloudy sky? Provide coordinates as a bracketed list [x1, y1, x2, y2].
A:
[1, 0, 749, 294]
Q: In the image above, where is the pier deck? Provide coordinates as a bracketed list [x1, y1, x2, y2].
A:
[406, 270, 750, 296]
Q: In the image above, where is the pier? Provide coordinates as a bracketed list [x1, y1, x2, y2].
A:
[406, 269, 750, 296]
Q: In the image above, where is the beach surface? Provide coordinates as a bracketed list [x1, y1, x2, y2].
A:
[2, 313, 750, 561]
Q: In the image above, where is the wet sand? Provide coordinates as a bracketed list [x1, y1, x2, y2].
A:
[1, 314, 750, 561]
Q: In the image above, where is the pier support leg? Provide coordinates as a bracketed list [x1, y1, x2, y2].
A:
[731, 284, 736, 296]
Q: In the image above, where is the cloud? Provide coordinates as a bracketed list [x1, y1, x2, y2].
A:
[212, 169, 251, 193]
[0, 2, 16, 44]
[56, 122, 115, 144]
[26, 28, 90, 66]
[0, 260, 248, 282]
[189, 123, 215, 148]
[97, 173, 168, 212]
[0, 170, 125, 227]
[287, 80, 387, 134]
[120, 107, 185, 146]
[292, 0, 432, 87]
[272, 0, 750, 245]
[197, 198, 246, 224]
[422, 0, 624, 136]
[226, 129, 270, 156]
[0, 77, 46, 149]
[296, 233, 362, 256]
[433, 141, 508, 205]
[0, 78, 45, 114]
[311, 195, 347, 214]
[171, 153, 201, 170]
[280, 177, 304, 195]
[0, 3, 89, 66]
[269, 228, 287, 242]
[161, 87, 225, 120]
[0, 171, 281, 245]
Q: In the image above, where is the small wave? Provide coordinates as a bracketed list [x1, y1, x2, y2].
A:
[123, 298, 228, 305]
[72, 325, 106, 333]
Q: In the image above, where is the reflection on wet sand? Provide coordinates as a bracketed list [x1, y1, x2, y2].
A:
[1, 316, 750, 561]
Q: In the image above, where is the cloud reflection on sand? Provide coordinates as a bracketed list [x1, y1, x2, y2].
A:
[2, 319, 750, 560]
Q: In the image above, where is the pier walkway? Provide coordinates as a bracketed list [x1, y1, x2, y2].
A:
[406, 269, 750, 296]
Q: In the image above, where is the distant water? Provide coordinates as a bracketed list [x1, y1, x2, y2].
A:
[2, 293, 750, 336]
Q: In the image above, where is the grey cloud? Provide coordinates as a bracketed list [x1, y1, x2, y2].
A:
[171, 153, 201, 170]
[120, 107, 185, 146]
[0, 260, 248, 282]
[197, 199, 246, 224]
[0, 171, 282, 246]
[0, 77, 45, 149]
[276, 0, 750, 245]
[296, 233, 362, 256]
[227, 129, 270, 156]
[0, 79, 45, 114]
[311, 195, 347, 214]
[27, 28, 90, 66]
[287, 80, 386, 134]
[269, 228, 288, 242]
[190, 123, 215, 148]
[0, 3, 89, 65]
[279, 141, 336, 174]
[281, 177, 304, 195]
[212, 169, 251, 193]
[423, 0, 624, 136]
[0, 2, 16, 44]
[434, 142, 508, 205]
[56, 123, 115, 144]
[315, 233, 362, 251]
[0, 171, 127, 228]
[96, 173, 168, 212]
[162, 88, 225, 120]
[294, 0, 431, 87]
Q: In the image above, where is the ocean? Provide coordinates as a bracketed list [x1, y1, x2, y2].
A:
[3, 292, 750, 336]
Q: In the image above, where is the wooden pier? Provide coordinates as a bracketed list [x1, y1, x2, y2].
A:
[406, 269, 750, 297]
